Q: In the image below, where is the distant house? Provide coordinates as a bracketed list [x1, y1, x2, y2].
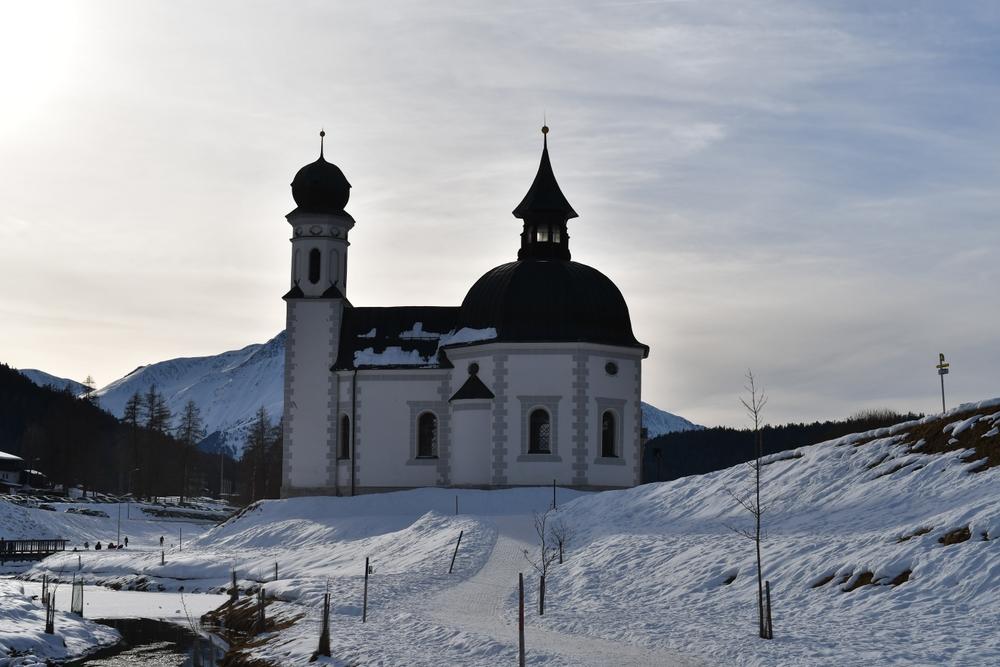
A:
[0, 450, 24, 494]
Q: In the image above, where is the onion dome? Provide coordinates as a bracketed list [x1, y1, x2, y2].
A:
[290, 130, 351, 214]
[458, 259, 646, 351]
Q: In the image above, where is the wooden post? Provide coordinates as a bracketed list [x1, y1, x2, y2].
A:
[518, 573, 525, 667]
[765, 580, 774, 639]
[78, 554, 82, 570]
[257, 587, 266, 633]
[274, 562, 278, 582]
[231, 570, 238, 603]
[449, 531, 464, 574]
[539, 575, 545, 616]
[161, 550, 165, 566]
[362, 556, 369, 623]
[316, 591, 331, 657]
[44, 600, 55, 634]
[179, 527, 183, 551]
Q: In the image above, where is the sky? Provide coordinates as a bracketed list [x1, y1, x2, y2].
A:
[1, 0, 998, 427]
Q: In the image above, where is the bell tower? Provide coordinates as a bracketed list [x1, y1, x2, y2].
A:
[281, 131, 352, 497]
[513, 125, 578, 261]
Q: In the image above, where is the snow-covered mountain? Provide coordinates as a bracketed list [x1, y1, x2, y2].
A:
[92, 333, 285, 455]
[641, 401, 702, 437]
[17, 369, 89, 396]
[24, 332, 696, 455]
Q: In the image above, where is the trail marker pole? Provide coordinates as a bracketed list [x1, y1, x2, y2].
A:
[179, 527, 183, 551]
[936, 353, 950, 413]
[161, 550, 165, 566]
[362, 556, 369, 623]
[230, 570, 238, 603]
[316, 591, 331, 658]
[274, 562, 278, 582]
[518, 573, 525, 667]
[449, 531, 464, 574]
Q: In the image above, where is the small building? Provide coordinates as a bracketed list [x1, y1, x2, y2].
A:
[0, 450, 25, 495]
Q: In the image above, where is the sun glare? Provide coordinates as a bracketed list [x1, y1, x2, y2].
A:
[0, 1, 80, 130]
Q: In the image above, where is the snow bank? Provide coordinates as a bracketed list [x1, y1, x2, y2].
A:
[0, 580, 120, 664]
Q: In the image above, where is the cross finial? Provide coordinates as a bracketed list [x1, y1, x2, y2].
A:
[319, 129, 326, 158]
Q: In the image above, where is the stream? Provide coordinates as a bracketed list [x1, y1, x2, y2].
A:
[65, 618, 225, 666]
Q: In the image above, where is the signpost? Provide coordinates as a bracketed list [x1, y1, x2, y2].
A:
[936, 353, 950, 413]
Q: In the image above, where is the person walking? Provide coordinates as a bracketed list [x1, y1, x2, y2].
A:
[159, 535, 164, 547]
[124, 536, 129, 548]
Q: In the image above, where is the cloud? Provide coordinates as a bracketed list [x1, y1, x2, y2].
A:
[0, 0, 997, 425]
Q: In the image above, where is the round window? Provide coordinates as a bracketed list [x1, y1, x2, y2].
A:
[605, 361, 618, 376]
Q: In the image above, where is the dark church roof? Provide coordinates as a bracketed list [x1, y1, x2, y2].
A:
[458, 259, 646, 352]
[333, 306, 460, 370]
[513, 127, 578, 221]
[290, 131, 352, 215]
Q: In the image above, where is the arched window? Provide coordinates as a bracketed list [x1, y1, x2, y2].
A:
[417, 412, 438, 458]
[601, 411, 616, 458]
[308, 248, 321, 284]
[339, 415, 350, 459]
[529, 409, 551, 453]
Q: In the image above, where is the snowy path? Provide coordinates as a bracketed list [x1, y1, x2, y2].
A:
[424, 515, 705, 667]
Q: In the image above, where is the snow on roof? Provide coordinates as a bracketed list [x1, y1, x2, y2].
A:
[354, 346, 436, 367]
[439, 327, 497, 347]
[0, 450, 24, 462]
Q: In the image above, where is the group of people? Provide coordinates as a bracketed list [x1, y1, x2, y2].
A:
[72, 536, 130, 552]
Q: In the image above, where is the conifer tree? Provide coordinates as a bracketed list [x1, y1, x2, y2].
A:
[175, 400, 206, 504]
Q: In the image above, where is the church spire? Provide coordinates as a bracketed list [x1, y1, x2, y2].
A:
[514, 125, 576, 261]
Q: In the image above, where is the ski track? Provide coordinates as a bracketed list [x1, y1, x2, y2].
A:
[424, 515, 705, 667]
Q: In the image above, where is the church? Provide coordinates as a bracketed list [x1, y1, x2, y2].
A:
[280, 127, 649, 497]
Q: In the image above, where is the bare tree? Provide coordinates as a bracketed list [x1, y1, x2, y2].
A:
[549, 515, 572, 565]
[82, 375, 97, 404]
[523, 510, 559, 615]
[725, 369, 771, 639]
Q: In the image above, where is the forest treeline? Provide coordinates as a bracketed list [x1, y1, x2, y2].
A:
[642, 408, 923, 483]
[0, 363, 281, 504]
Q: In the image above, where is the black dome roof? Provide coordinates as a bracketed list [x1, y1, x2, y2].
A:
[291, 156, 351, 214]
[458, 259, 646, 351]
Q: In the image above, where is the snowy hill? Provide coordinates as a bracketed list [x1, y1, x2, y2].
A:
[23, 397, 1000, 666]
[83, 331, 694, 455]
[93, 332, 285, 455]
[641, 401, 702, 436]
[18, 368, 89, 396]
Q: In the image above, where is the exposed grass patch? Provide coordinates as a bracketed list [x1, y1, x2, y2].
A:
[897, 526, 933, 542]
[902, 409, 1000, 472]
[939, 527, 972, 545]
[843, 571, 874, 592]
[886, 569, 911, 586]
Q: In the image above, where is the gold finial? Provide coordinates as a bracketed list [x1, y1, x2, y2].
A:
[541, 125, 549, 135]
[319, 129, 326, 158]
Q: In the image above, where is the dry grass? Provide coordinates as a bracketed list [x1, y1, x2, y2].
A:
[939, 527, 972, 545]
[897, 526, 933, 542]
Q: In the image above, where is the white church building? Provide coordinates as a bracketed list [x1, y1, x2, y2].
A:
[281, 128, 649, 497]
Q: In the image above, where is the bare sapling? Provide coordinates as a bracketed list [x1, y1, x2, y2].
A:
[724, 369, 773, 639]
[523, 510, 559, 615]
[549, 515, 572, 565]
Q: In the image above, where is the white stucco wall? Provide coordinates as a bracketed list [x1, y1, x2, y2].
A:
[450, 401, 492, 486]
[352, 370, 451, 490]
[283, 300, 342, 493]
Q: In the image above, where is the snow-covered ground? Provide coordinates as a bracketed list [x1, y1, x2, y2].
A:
[8, 398, 999, 665]
[0, 579, 121, 665]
